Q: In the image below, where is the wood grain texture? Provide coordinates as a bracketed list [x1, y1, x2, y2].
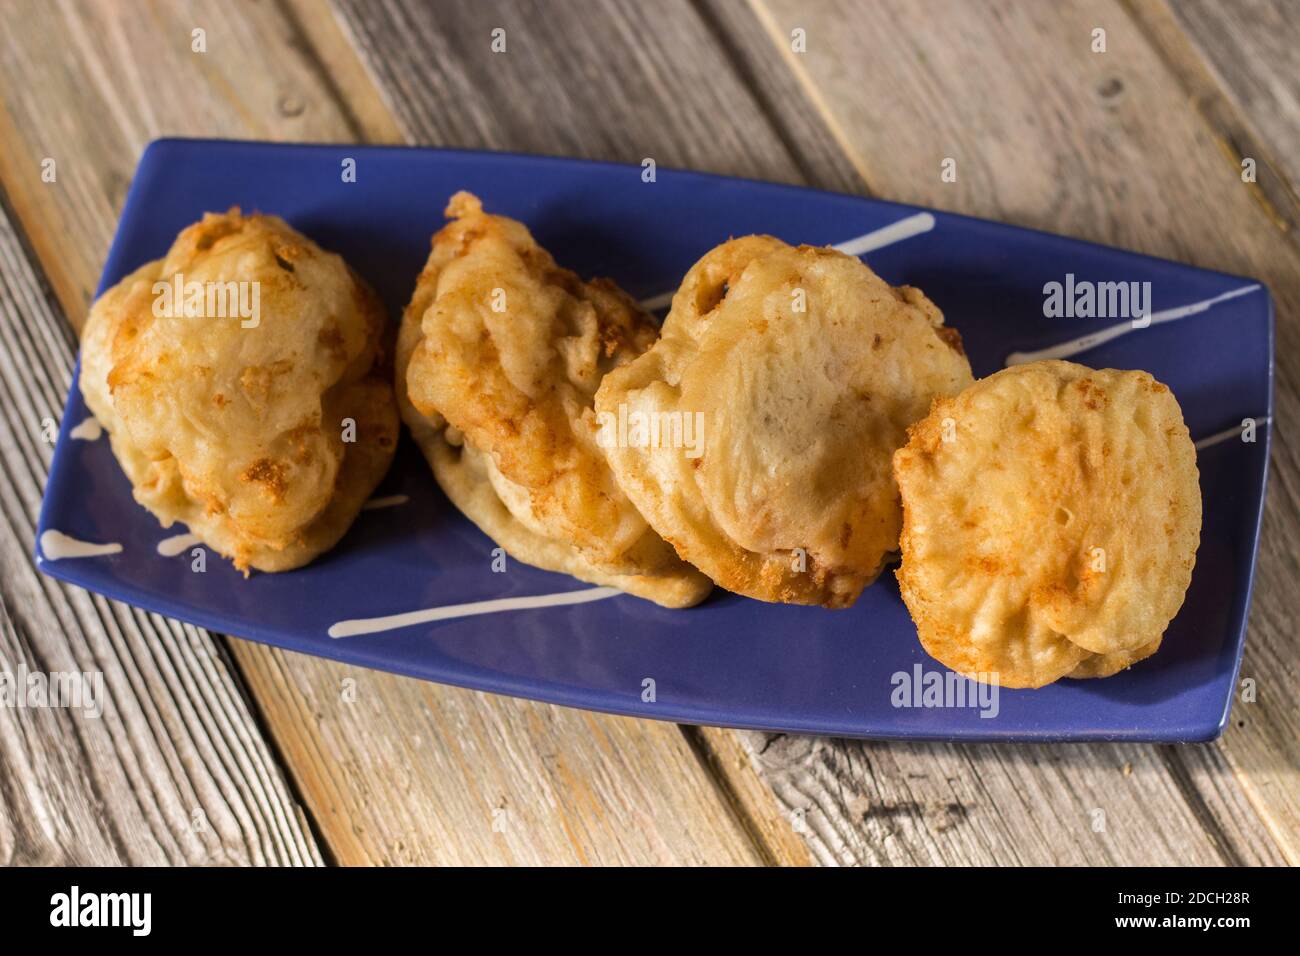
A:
[1123, 0, 1300, 865]
[2, 0, 1294, 867]
[335, 0, 1290, 864]
[730, 0, 1297, 864]
[330, 0, 806, 181]
[1124, 0, 1299, 242]
[733, 732, 1287, 866]
[0, 0, 768, 866]
[1163, 0, 1300, 193]
[0, 193, 322, 865]
[684, 726, 815, 866]
[279, 0, 408, 145]
[231, 645, 761, 865]
[0, 0, 373, 330]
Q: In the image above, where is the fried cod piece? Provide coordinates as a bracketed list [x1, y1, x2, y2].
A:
[80, 209, 398, 573]
[397, 192, 712, 608]
[595, 236, 974, 608]
[893, 360, 1201, 688]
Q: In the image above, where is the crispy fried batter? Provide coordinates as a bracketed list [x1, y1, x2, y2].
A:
[398, 192, 711, 607]
[1069, 637, 1163, 679]
[80, 209, 398, 572]
[595, 236, 974, 607]
[893, 360, 1201, 687]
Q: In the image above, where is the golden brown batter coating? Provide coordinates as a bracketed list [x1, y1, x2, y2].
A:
[596, 236, 974, 607]
[80, 209, 398, 572]
[894, 361, 1201, 687]
[398, 192, 711, 607]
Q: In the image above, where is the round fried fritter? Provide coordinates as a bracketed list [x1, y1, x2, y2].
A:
[594, 236, 974, 608]
[894, 361, 1201, 688]
[398, 192, 712, 607]
[80, 209, 398, 573]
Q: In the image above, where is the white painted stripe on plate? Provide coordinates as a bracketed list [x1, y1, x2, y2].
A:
[832, 211, 936, 257]
[1195, 416, 1271, 451]
[636, 212, 937, 311]
[362, 494, 409, 511]
[639, 288, 676, 311]
[69, 415, 103, 441]
[39, 530, 122, 560]
[1005, 284, 1261, 366]
[328, 586, 621, 638]
[156, 532, 200, 557]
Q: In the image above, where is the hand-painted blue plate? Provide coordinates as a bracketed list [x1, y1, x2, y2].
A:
[36, 139, 1272, 741]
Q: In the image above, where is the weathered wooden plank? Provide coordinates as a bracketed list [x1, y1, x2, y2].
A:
[1120, 0, 1300, 254]
[725, 0, 1296, 864]
[0, 0, 768, 866]
[280, 0, 408, 146]
[335, 0, 1289, 864]
[727, 731, 1290, 866]
[8, 0, 1289, 867]
[331, 0, 807, 182]
[0, 192, 322, 865]
[232, 645, 763, 865]
[1160, 0, 1300, 197]
[691, 0, 868, 197]
[680, 725, 815, 866]
[0, 0, 375, 326]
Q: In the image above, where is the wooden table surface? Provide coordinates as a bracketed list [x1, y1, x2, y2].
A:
[0, 0, 1295, 866]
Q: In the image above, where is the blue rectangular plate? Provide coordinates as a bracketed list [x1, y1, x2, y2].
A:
[36, 139, 1272, 741]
